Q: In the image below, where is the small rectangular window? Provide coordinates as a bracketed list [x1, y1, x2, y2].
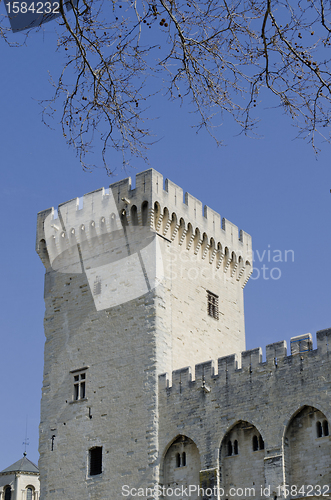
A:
[71, 369, 88, 401]
[89, 446, 102, 476]
[207, 291, 219, 320]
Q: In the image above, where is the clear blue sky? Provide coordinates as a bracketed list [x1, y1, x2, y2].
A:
[1, 14, 331, 471]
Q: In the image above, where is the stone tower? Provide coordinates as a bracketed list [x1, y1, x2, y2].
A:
[36, 169, 252, 499]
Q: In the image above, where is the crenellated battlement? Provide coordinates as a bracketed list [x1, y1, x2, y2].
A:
[36, 169, 253, 286]
[157, 328, 331, 499]
[36, 169, 331, 500]
[159, 329, 331, 392]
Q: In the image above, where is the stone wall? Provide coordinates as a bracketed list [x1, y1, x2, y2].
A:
[35, 170, 331, 500]
[158, 329, 331, 500]
[36, 169, 252, 500]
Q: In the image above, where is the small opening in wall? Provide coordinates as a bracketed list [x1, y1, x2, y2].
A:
[51, 435, 55, 451]
[317, 421, 323, 438]
[89, 446, 102, 476]
[253, 434, 264, 451]
[73, 370, 87, 401]
[182, 451, 186, 466]
[323, 420, 329, 436]
[252, 435, 258, 451]
[142, 201, 149, 226]
[26, 487, 34, 500]
[227, 440, 232, 456]
[120, 211, 128, 227]
[175, 452, 181, 468]
[131, 205, 139, 226]
[233, 440, 238, 455]
[207, 291, 219, 320]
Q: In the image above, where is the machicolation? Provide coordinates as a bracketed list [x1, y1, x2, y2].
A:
[36, 169, 331, 500]
[36, 168, 253, 288]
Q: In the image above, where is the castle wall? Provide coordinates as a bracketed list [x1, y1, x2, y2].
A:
[36, 169, 331, 500]
[219, 422, 265, 498]
[36, 169, 252, 377]
[35, 169, 252, 499]
[159, 237, 246, 371]
[284, 406, 330, 490]
[158, 329, 331, 500]
[163, 437, 200, 500]
[39, 269, 162, 499]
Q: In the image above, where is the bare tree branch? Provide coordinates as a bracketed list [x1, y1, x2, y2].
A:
[2, 0, 331, 170]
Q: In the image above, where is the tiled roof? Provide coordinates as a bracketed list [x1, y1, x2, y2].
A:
[0, 454, 39, 474]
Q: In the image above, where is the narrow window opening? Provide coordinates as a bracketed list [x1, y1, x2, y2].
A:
[51, 435, 55, 451]
[26, 487, 33, 500]
[317, 421, 323, 438]
[4, 487, 11, 500]
[259, 436, 264, 450]
[131, 205, 139, 226]
[175, 452, 181, 468]
[207, 291, 219, 320]
[120, 211, 128, 227]
[323, 420, 329, 436]
[182, 451, 186, 466]
[252, 435, 258, 451]
[233, 440, 238, 455]
[227, 440, 232, 456]
[89, 446, 102, 476]
[142, 201, 149, 226]
[72, 369, 87, 401]
[110, 213, 118, 230]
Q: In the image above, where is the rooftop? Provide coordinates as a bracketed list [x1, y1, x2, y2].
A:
[0, 454, 39, 475]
